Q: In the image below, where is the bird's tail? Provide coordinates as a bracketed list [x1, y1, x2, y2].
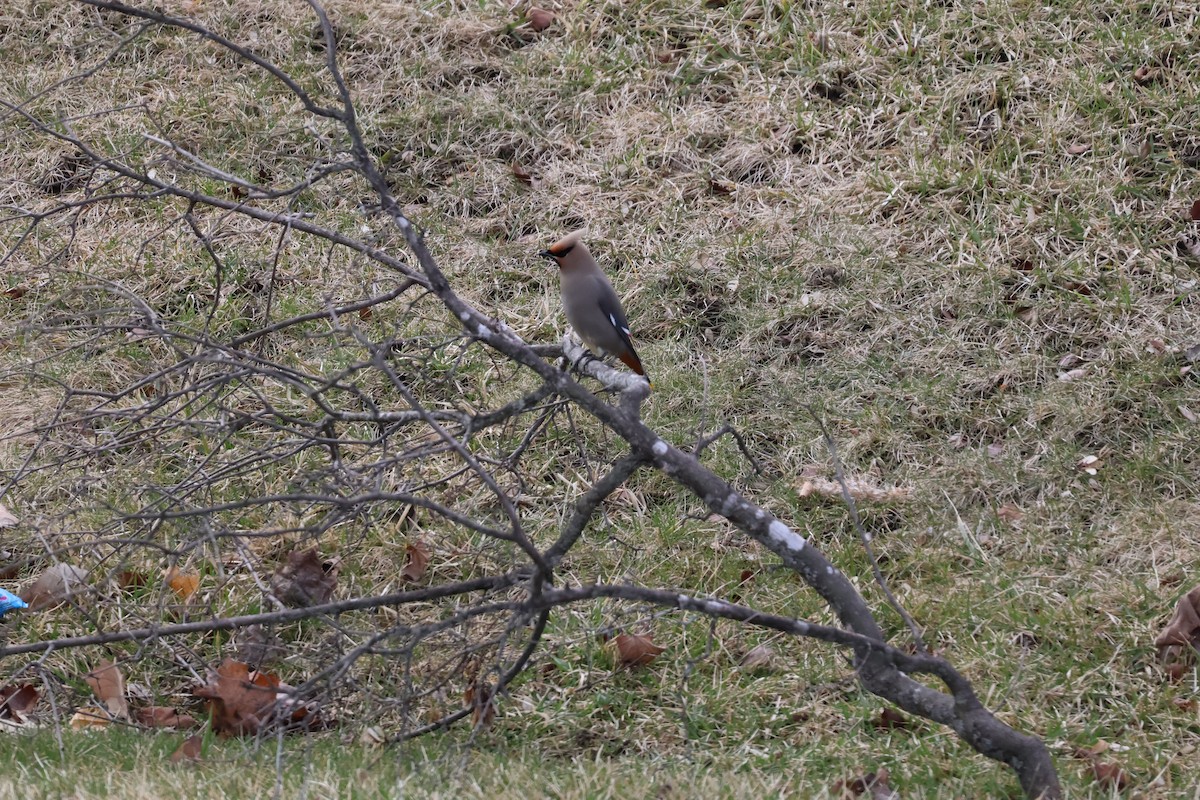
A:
[617, 351, 652, 389]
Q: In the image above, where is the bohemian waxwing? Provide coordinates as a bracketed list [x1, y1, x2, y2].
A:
[539, 231, 650, 385]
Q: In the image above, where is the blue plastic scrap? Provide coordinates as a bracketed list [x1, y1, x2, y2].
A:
[0, 588, 27, 618]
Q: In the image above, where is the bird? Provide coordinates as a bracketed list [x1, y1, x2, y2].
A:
[539, 231, 650, 385]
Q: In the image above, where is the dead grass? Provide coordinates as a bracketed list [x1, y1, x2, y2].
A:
[2, 0, 1200, 796]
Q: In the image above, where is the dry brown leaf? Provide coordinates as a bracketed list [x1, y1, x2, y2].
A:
[1132, 65, 1158, 85]
[511, 161, 534, 187]
[527, 7, 555, 32]
[271, 547, 337, 607]
[137, 706, 199, 729]
[1171, 696, 1196, 712]
[21, 563, 88, 610]
[359, 726, 386, 747]
[1190, 199, 1200, 222]
[1057, 367, 1086, 382]
[164, 566, 200, 601]
[194, 658, 280, 736]
[1066, 142, 1090, 155]
[739, 644, 775, 671]
[400, 540, 431, 583]
[116, 570, 149, 590]
[0, 684, 39, 722]
[796, 476, 911, 504]
[996, 504, 1024, 523]
[0, 503, 16, 528]
[1090, 760, 1129, 790]
[70, 706, 112, 729]
[833, 767, 899, 799]
[170, 734, 203, 763]
[85, 660, 128, 720]
[872, 707, 913, 730]
[464, 681, 496, 728]
[194, 658, 327, 736]
[612, 633, 665, 667]
[1155, 585, 1200, 656]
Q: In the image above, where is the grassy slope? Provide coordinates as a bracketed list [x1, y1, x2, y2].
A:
[1, 0, 1199, 796]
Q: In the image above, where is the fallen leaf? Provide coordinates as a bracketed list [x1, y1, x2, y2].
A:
[796, 476, 912, 504]
[1156, 585, 1200, 654]
[1058, 353, 1083, 368]
[400, 540, 431, 583]
[1090, 760, 1129, 790]
[0, 684, 39, 722]
[872, 707, 913, 730]
[164, 566, 200, 601]
[359, 726, 386, 747]
[511, 161, 534, 187]
[21, 563, 89, 610]
[0, 504, 16, 528]
[709, 177, 736, 195]
[527, 6, 555, 31]
[464, 681, 496, 728]
[1057, 367, 1086, 382]
[1132, 65, 1158, 85]
[85, 660, 129, 720]
[271, 548, 337, 607]
[1165, 662, 1190, 682]
[1011, 630, 1039, 649]
[194, 658, 326, 736]
[833, 767, 899, 799]
[1190, 199, 1200, 222]
[996, 504, 1024, 523]
[739, 644, 775, 671]
[1180, 406, 1198, 423]
[70, 706, 112, 730]
[612, 633, 665, 667]
[1066, 143, 1090, 155]
[2, 286, 27, 300]
[169, 734, 203, 763]
[1171, 696, 1196, 712]
[194, 659, 280, 736]
[116, 570, 148, 590]
[136, 706, 199, 729]
[987, 442, 1005, 459]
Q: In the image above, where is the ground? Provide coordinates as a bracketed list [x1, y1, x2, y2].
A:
[1, 0, 1199, 797]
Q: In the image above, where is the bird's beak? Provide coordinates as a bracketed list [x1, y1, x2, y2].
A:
[537, 249, 556, 261]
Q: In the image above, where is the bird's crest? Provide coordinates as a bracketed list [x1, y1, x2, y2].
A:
[546, 229, 587, 258]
